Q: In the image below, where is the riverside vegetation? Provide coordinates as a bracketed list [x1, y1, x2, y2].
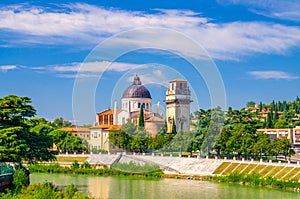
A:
[209, 172, 300, 191]
[0, 169, 91, 199]
[28, 161, 163, 177]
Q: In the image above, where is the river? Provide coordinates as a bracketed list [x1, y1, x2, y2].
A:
[31, 173, 299, 199]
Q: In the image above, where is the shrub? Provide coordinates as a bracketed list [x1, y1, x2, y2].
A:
[71, 160, 80, 169]
[81, 161, 91, 169]
[13, 169, 29, 193]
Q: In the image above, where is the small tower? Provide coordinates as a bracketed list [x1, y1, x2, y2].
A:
[165, 78, 192, 133]
[113, 101, 118, 125]
[157, 101, 161, 116]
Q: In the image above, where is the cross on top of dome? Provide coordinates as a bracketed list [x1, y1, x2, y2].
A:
[133, 74, 141, 85]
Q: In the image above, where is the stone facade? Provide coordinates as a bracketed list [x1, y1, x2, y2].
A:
[165, 78, 192, 132]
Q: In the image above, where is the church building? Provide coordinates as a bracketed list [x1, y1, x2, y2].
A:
[89, 75, 192, 152]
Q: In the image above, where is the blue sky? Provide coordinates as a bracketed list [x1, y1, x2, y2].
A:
[1, 0, 300, 125]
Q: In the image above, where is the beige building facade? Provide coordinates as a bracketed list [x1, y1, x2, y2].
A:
[257, 127, 300, 153]
[165, 78, 192, 132]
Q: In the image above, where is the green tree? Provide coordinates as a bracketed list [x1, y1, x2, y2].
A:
[121, 119, 137, 135]
[148, 133, 174, 150]
[267, 112, 272, 128]
[259, 101, 263, 112]
[273, 109, 279, 126]
[274, 116, 288, 128]
[109, 129, 131, 150]
[49, 129, 72, 151]
[171, 117, 177, 134]
[159, 120, 167, 134]
[225, 123, 255, 158]
[215, 127, 232, 156]
[138, 106, 144, 128]
[270, 138, 283, 160]
[0, 127, 26, 162]
[59, 135, 87, 153]
[51, 117, 72, 128]
[252, 132, 270, 159]
[0, 95, 56, 163]
[0, 95, 35, 128]
[24, 124, 56, 163]
[246, 101, 256, 107]
[201, 107, 224, 155]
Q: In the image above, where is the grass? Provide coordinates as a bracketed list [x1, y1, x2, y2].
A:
[112, 162, 161, 173]
[241, 164, 256, 174]
[275, 167, 294, 179]
[213, 162, 231, 174]
[28, 162, 163, 178]
[250, 164, 267, 174]
[292, 171, 300, 181]
[54, 156, 88, 163]
[213, 161, 300, 182]
[259, 165, 275, 176]
[222, 163, 239, 175]
[282, 168, 299, 180]
[264, 166, 285, 178]
[234, 164, 248, 174]
[209, 172, 300, 190]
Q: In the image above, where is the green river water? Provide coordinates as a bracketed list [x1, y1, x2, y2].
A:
[31, 173, 300, 199]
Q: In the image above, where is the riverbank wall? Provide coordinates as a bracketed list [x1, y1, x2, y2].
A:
[83, 153, 300, 180]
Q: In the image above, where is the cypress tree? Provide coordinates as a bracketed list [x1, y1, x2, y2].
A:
[138, 105, 144, 128]
[259, 101, 263, 112]
[273, 109, 278, 125]
[171, 117, 177, 134]
[267, 112, 272, 128]
[160, 119, 167, 134]
[263, 117, 267, 128]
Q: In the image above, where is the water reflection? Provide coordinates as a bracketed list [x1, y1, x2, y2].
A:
[31, 173, 299, 199]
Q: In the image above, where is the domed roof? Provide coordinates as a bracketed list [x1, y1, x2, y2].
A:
[122, 75, 152, 99]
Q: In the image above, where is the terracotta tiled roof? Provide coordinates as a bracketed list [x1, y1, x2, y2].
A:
[97, 109, 121, 116]
[90, 125, 121, 130]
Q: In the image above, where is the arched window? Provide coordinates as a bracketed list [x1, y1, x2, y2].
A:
[142, 103, 145, 108]
[138, 102, 141, 108]
[146, 103, 149, 110]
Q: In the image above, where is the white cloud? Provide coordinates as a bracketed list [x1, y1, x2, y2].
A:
[127, 72, 168, 86]
[248, 70, 298, 80]
[218, 0, 300, 21]
[29, 61, 149, 78]
[56, 73, 99, 79]
[53, 61, 143, 73]
[0, 65, 17, 72]
[1, 4, 300, 60]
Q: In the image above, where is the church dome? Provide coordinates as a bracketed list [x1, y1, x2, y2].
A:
[122, 75, 152, 99]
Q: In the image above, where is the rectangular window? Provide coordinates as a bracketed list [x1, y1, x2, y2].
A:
[109, 114, 113, 125]
[104, 115, 108, 124]
[94, 132, 98, 138]
[99, 115, 103, 125]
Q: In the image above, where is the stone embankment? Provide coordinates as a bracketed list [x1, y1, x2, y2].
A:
[85, 153, 300, 179]
[87, 153, 222, 175]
